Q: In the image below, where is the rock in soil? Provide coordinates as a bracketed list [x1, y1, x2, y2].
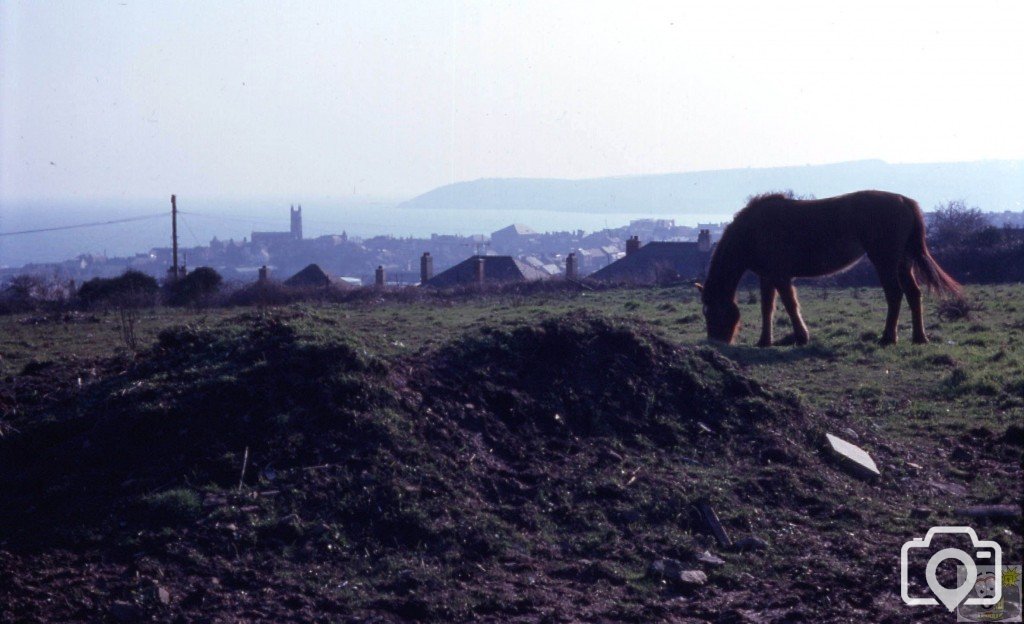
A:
[825, 433, 880, 479]
[677, 570, 708, 586]
[697, 551, 726, 567]
[647, 559, 708, 586]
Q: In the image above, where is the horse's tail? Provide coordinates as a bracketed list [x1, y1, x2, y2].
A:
[906, 198, 963, 300]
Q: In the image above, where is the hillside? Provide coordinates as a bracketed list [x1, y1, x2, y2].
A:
[1, 285, 1022, 622]
[399, 160, 1024, 216]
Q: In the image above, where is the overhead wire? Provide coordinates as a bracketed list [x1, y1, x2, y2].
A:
[178, 213, 203, 247]
[1, 208, 411, 251]
[0, 213, 168, 237]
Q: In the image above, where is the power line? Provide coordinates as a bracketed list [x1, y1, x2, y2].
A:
[0, 213, 168, 237]
[178, 213, 202, 247]
[1, 208, 400, 240]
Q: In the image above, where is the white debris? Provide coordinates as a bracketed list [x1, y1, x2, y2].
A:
[825, 433, 880, 479]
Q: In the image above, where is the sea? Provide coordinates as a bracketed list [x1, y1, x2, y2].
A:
[0, 199, 729, 268]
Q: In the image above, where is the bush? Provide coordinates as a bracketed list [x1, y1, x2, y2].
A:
[0, 274, 74, 314]
[227, 281, 331, 307]
[936, 297, 973, 321]
[929, 200, 989, 248]
[166, 266, 223, 307]
[930, 226, 1024, 284]
[78, 270, 159, 310]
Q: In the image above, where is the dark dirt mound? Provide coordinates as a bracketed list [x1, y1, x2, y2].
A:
[1, 315, 397, 541]
[426, 314, 807, 458]
[1, 312, 849, 622]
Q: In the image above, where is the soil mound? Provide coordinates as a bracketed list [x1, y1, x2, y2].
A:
[1, 315, 397, 541]
[1, 312, 822, 622]
[428, 313, 804, 446]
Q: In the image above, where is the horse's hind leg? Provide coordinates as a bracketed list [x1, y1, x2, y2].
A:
[864, 244, 906, 344]
[875, 266, 904, 345]
[899, 261, 928, 344]
[757, 277, 777, 347]
[776, 279, 810, 345]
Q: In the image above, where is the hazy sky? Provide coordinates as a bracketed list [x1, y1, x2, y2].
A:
[2, 0, 1022, 203]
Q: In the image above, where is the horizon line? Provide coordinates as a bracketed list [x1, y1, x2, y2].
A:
[4, 156, 1022, 206]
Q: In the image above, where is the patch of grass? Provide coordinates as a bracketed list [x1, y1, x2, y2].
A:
[937, 297, 974, 321]
[136, 488, 202, 525]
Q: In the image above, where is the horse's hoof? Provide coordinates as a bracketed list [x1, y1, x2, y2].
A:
[879, 336, 897, 346]
[757, 338, 773, 348]
[795, 335, 810, 346]
[775, 334, 806, 346]
[912, 335, 929, 345]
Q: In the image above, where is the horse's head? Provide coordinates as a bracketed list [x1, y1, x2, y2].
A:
[696, 283, 740, 344]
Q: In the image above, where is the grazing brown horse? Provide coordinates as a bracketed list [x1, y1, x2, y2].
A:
[697, 190, 961, 346]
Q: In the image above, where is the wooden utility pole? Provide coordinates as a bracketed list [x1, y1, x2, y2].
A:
[171, 194, 179, 279]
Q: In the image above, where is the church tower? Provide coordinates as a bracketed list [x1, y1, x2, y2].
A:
[290, 204, 303, 240]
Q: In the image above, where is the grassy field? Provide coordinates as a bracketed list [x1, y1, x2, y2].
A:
[1, 283, 1021, 623]
[5, 283, 1022, 424]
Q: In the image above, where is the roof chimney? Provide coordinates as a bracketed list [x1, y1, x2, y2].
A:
[420, 252, 433, 285]
[626, 235, 641, 256]
[698, 229, 711, 252]
[290, 204, 303, 240]
[565, 252, 578, 280]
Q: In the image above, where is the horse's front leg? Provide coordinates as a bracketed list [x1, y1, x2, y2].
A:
[757, 277, 777, 347]
[776, 280, 810, 345]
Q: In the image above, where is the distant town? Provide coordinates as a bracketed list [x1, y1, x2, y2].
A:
[2, 204, 1023, 290]
[0, 205, 733, 287]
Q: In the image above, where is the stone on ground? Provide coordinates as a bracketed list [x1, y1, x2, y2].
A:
[825, 433, 880, 479]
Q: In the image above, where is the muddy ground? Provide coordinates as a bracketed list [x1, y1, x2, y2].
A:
[1, 311, 1020, 623]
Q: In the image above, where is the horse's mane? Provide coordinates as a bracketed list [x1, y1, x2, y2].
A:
[744, 190, 798, 209]
[733, 191, 804, 223]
